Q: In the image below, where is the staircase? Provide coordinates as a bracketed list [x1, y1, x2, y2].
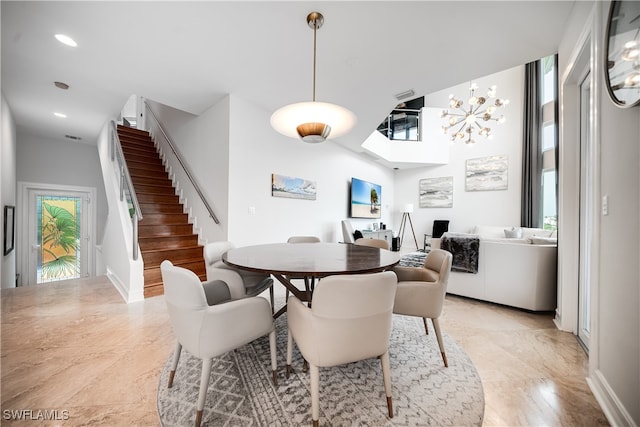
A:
[116, 125, 206, 297]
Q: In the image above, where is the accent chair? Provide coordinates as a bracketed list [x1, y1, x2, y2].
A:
[286, 271, 398, 426]
[392, 248, 453, 367]
[160, 260, 277, 427]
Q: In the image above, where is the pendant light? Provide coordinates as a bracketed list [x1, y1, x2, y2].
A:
[270, 12, 357, 143]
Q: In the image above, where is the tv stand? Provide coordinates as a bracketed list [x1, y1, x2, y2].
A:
[360, 229, 394, 244]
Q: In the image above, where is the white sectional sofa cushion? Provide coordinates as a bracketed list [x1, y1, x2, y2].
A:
[434, 225, 557, 311]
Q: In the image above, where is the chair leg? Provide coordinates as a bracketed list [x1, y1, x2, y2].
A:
[195, 358, 213, 427]
[286, 327, 293, 379]
[168, 341, 182, 388]
[431, 318, 448, 367]
[423, 317, 429, 335]
[310, 364, 320, 427]
[380, 351, 394, 418]
[269, 329, 278, 386]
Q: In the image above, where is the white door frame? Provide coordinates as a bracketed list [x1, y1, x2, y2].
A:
[17, 181, 96, 286]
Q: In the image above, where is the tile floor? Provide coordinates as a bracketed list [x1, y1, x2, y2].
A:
[1, 276, 609, 426]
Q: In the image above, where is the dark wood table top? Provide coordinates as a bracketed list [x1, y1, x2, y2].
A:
[222, 242, 400, 278]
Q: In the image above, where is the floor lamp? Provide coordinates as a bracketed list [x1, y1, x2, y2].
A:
[398, 204, 418, 250]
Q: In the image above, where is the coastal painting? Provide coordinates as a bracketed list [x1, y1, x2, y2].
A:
[271, 174, 317, 200]
[465, 155, 508, 191]
[419, 176, 453, 208]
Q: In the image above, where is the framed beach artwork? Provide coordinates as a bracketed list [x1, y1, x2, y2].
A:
[271, 174, 317, 200]
[419, 177, 453, 208]
[465, 155, 508, 191]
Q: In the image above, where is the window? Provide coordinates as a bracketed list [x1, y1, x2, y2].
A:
[540, 55, 558, 230]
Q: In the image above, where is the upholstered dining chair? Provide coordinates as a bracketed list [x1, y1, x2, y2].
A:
[160, 260, 277, 427]
[341, 220, 355, 243]
[392, 248, 453, 367]
[286, 271, 398, 427]
[354, 237, 390, 250]
[285, 236, 322, 303]
[203, 241, 275, 313]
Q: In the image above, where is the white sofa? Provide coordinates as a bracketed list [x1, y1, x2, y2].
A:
[433, 226, 557, 311]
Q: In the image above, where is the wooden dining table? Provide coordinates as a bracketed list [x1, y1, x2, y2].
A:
[222, 242, 400, 318]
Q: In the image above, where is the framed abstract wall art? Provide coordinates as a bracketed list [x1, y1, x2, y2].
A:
[419, 177, 453, 208]
[465, 155, 508, 191]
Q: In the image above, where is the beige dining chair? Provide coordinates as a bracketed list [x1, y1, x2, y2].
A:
[285, 236, 321, 303]
[392, 248, 453, 367]
[160, 260, 277, 427]
[341, 220, 356, 243]
[286, 271, 398, 426]
[354, 237, 390, 250]
[203, 241, 275, 313]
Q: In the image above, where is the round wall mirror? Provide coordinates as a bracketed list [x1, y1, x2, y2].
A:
[604, 0, 640, 108]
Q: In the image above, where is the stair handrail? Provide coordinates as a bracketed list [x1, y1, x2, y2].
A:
[143, 100, 220, 224]
[110, 120, 143, 260]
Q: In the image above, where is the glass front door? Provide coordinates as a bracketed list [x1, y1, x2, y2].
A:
[27, 190, 89, 285]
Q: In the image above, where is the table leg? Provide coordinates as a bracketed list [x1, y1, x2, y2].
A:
[272, 274, 313, 318]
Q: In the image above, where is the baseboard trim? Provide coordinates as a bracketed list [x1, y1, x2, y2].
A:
[106, 268, 144, 304]
[587, 369, 637, 427]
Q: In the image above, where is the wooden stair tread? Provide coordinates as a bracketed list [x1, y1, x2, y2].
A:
[117, 125, 205, 298]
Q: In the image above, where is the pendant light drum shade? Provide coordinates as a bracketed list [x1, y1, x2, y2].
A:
[270, 101, 357, 143]
[270, 11, 357, 143]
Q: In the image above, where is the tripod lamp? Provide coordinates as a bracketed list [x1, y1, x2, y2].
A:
[398, 204, 419, 250]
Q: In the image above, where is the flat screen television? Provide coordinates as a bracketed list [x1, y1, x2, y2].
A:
[350, 177, 382, 219]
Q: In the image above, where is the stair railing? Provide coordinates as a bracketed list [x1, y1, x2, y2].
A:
[377, 108, 422, 141]
[143, 100, 220, 224]
[110, 120, 143, 260]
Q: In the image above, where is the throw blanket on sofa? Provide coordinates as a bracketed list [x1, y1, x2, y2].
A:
[440, 233, 480, 273]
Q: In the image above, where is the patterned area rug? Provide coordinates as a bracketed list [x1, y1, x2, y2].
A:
[399, 251, 428, 267]
[157, 312, 484, 426]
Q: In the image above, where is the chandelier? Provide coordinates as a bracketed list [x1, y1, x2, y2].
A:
[270, 12, 357, 143]
[441, 83, 508, 144]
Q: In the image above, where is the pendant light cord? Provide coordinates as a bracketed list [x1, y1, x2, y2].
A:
[312, 18, 317, 102]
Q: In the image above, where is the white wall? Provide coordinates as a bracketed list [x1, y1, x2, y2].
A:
[558, 1, 639, 425]
[592, 2, 639, 423]
[394, 65, 524, 247]
[95, 122, 144, 302]
[15, 129, 109, 244]
[227, 94, 395, 246]
[1, 95, 17, 288]
[148, 94, 395, 247]
[145, 98, 229, 244]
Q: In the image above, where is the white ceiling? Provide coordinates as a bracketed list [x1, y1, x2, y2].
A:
[1, 1, 576, 156]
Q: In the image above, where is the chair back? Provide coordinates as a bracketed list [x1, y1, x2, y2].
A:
[424, 248, 453, 289]
[161, 260, 208, 355]
[423, 249, 453, 317]
[203, 241, 235, 267]
[287, 236, 321, 243]
[308, 271, 397, 366]
[432, 220, 450, 238]
[354, 238, 389, 250]
[341, 220, 355, 243]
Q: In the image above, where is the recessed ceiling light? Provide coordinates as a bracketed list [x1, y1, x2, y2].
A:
[54, 112, 67, 118]
[54, 81, 70, 90]
[54, 34, 77, 47]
